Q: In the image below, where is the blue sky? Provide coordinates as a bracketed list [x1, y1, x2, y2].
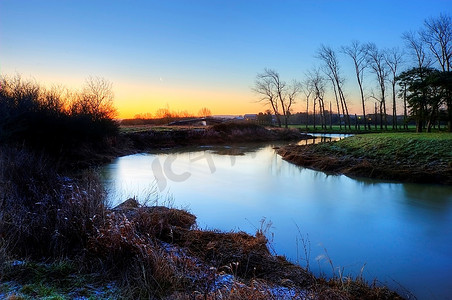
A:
[1, 0, 450, 117]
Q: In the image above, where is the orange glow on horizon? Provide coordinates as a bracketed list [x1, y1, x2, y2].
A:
[113, 83, 265, 119]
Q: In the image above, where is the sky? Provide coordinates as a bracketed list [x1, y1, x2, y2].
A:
[0, 0, 450, 118]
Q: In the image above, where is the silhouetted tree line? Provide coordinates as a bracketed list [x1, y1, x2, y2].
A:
[254, 13, 451, 132]
[126, 107, 212, 125]
[0, 75, 119, 158]
[254, 111, 410, 130]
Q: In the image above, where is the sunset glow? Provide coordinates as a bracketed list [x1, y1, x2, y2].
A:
[1, 0, 450, 118]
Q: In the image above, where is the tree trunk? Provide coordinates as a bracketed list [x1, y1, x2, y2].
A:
[392, 83, 397, 130]
[313, 99, 316, 130]
[374, 102, 378, 130]
[331, 80, 342, 130]
[448, 100, 452, 132]
[329, 101, 333, 129]
[379, 102, 383, 130]
[382, 97, 387, 130]
[403, 85, 408, 130]
[358, 79, 368, 130]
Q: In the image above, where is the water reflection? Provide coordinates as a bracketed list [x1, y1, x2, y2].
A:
[101, 142, 452, 299]
[297, 133, 353, 145]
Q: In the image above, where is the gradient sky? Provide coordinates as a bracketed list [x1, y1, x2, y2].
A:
[1, 1, 450, 118]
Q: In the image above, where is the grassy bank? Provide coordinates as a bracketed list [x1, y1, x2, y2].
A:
[278, 133, 452, 184]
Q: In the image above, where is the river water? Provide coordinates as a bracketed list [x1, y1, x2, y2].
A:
[101, 137, 452, 299]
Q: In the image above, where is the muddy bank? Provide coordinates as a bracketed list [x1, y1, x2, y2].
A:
[278, 144, 452, 185]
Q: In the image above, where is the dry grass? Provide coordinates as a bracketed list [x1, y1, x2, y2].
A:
[0, 146, 107, 258]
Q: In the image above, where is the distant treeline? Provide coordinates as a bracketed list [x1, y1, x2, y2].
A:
[0, 75, 119, 162]
[121, 116, 194, 126]
[252, 110, 449, 130]
[128, 107, 212, 125]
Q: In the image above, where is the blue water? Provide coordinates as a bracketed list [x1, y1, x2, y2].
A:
[101, 142, 452, 299]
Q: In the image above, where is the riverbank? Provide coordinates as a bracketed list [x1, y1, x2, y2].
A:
[278, 133, 452, 184]
[1, 197, 403, 299]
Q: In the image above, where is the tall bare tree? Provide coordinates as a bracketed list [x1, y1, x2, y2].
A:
[254, 69, 281, 127]
[403, 31, 433, 70]
[253, 69, 298, 128]
[307, 69, 327, 129]
[302, 77, 313, 129]
[421, 13, 452, 72]
[326, 69, 342, 129]
[366, 43, 389, 130]
[384, 47, 404, 129]
[317, 45, 351, 129]
[342, 41, 369, 129]
[286, 79, 302, 125]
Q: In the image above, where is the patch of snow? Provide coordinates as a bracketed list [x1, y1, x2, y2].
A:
[269, 286, 308, 299]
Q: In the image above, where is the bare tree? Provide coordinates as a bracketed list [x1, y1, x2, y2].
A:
[342, 41, 369, 129]
[366, 43, 389, 130]
[384, 47, 404, 129]
[253, 69, 281, 127]
[306, 69, 327, 129]
[403, 31, 433, 70]
[253, 68, 297, 128]
[72, 76, 116, 120]
[317, 45, 351, 129]
[329, 73, 342, 129]
[286, 79, 302, 125]
[421, 13, 452, 72]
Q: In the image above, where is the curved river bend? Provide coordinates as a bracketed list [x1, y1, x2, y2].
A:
[101, 141, 452, 299]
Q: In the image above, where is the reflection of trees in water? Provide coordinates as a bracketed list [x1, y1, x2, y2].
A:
[297, 135, 350, 145]
[352, 177, 452, 211]
[402, 184, 452, 210]
[210, 145, 261, 156]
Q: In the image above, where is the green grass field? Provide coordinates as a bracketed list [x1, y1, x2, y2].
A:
[288, 124, 419, 133]
[317, 132, 452, 165]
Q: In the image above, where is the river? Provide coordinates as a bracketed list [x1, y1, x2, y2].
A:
[101, 137, 452, 299]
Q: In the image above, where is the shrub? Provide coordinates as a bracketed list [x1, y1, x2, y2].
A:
[0, 75, 119, 161]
